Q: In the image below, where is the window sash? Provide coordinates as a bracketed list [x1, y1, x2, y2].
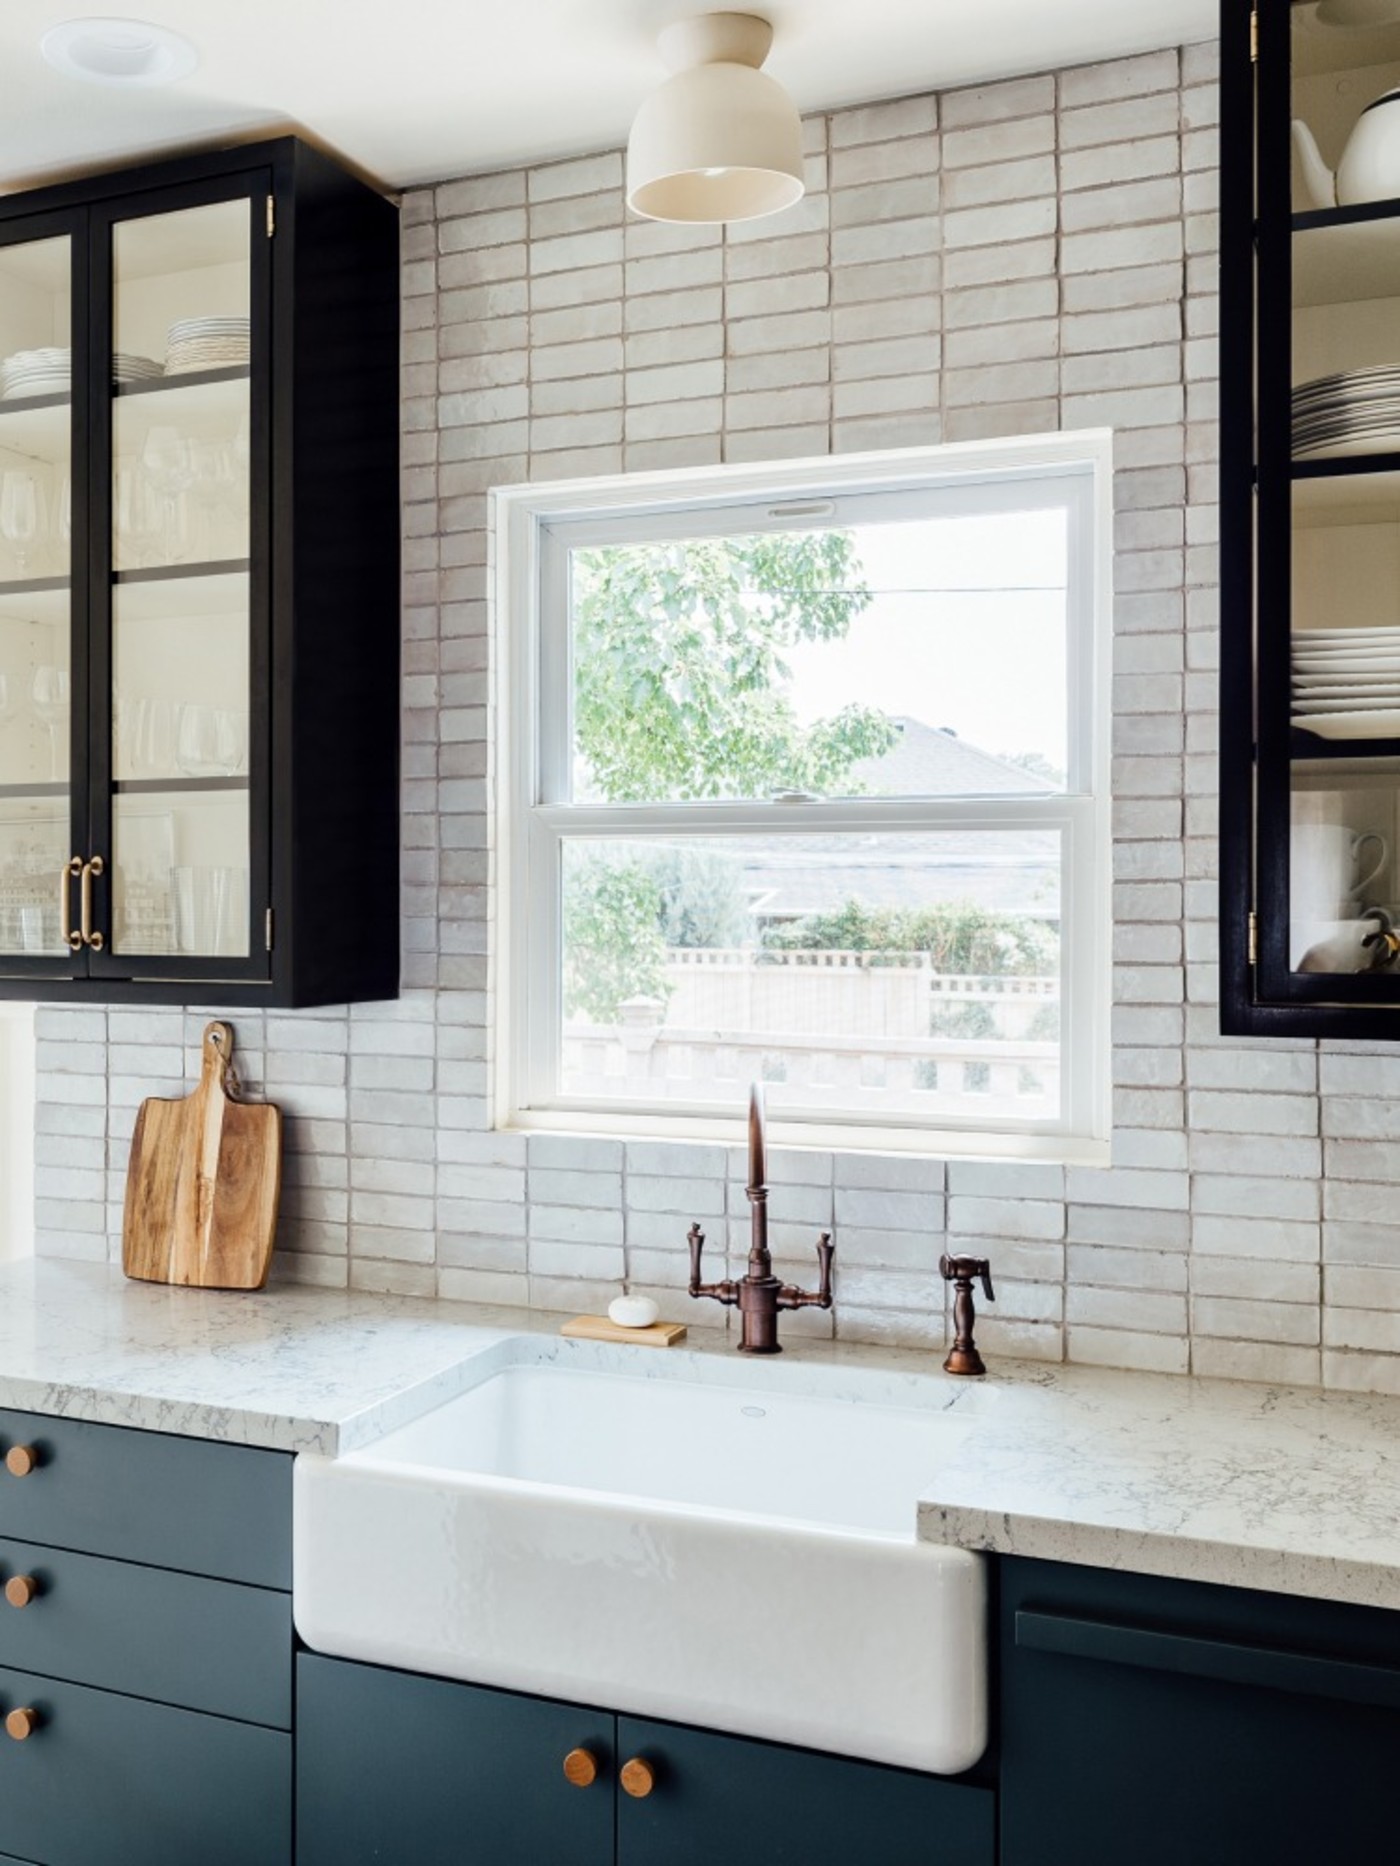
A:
[496, 434, 1113, 1159]
[537, 466, 1099, 805]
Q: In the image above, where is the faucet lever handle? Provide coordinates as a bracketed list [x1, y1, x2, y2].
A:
[815, 1232, 834, 1305]
[978, 1261, 995, 1304]
[687, 1223, 705, 1292]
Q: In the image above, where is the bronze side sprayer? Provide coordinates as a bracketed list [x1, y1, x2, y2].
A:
[687, 1081, 834, 1354]
[939, 1254, 995, 1377]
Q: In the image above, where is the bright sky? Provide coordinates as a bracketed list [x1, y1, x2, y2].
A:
[783, 510, 1068, 771]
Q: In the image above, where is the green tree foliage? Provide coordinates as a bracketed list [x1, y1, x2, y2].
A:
[572, 532, 898, 802]
[761, 898, 1059, 977]
[562, 852, 671, 1025]
[651, 846, 753, 950]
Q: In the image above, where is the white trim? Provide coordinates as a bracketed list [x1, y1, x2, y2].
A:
[493, 433, 1114, 1162]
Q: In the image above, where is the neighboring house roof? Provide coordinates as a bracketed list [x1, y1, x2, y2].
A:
[736, 723, 1062, 922]
[848, 717, 1061, 797]
[741, 836, 1061, 923]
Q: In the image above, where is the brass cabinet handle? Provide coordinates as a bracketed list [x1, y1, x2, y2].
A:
[62, 856, 83, 951]
[620, 1758, 656, 1800]
[4, 1708, 38, 1742]
[562, 1747, 599, 1788]
[4, 1446, 38, 1477]
[3, 1575, 38, 1609]
[80, 856, 105, 951]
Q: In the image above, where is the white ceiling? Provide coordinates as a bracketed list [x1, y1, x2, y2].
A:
[0, 1, 1217, 196]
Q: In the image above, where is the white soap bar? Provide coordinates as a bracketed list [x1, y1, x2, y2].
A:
[608, 1295, 660, 1329]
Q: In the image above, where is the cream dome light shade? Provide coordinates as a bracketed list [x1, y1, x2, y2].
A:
[626, 12, 805, 225]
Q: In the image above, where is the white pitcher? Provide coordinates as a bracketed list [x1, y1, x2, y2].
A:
[1293, 95, 1400, 208]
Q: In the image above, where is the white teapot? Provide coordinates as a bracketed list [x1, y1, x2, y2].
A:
[1293, 95, 1400, 207]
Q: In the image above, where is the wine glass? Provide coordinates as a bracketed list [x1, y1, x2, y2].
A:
[0, 471, 41, 577]
[141, 426, 195, 563]
[50, 470, 71, 575]
[114, 459, 162, 569]
[30, 665, 69, 781]
[188, 438, 234, 560]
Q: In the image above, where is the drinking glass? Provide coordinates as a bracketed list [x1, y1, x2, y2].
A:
[176, 703, 221, 777]
[0, 472, 41, 577]
[114, 460, 163, 569]
[141, 426, 195, 563]
[50, 471, 71, 575]
[30, 665, 69, 780]
[188, 438, 234, 560]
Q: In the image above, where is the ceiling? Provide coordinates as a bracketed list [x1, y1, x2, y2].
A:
[0, 1, 1217, 197]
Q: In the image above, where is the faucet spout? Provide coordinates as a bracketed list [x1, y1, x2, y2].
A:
[747, 1082, 771, 1275]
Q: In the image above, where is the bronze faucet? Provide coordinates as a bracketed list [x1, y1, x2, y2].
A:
[687, 1082, 834, 1353]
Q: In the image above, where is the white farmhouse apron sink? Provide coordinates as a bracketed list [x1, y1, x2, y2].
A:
[293, 1339, 990, 1775]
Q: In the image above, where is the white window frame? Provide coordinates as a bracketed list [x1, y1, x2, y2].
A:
[494, 433, 1113, 1163]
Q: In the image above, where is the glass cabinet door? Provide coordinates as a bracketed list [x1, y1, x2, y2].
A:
[92, 186, 266, 978]
[1251, 6, 1400, 1010]
[0, 221, 81, 975]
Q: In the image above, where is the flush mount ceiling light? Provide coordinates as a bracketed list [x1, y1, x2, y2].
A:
[41, 17, 199, 86]
[626, 11, 805, 226]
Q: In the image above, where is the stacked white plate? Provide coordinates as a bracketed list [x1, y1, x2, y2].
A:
[0, 347, 70, 400]
[113, 353, 163, 387]
[1293, 626, 1400, 738]
[1294, 368, 1400, 459]
[165, 315, 250, 375]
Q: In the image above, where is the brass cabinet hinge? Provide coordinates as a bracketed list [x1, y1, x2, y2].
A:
[265, 908, 275, 952]
[266, 193, 276, 238]
[1250, 8, 1258, 61]
[1247, 910, 1258, 965]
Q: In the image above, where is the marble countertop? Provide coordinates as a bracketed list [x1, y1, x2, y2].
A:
[5, 1258, 1400, 1609]
[916, 1361, 1400, 1610]
[0, 1258, 520, 1452]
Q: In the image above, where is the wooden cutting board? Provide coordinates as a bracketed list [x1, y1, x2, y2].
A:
[122, 1021, 282, 1290]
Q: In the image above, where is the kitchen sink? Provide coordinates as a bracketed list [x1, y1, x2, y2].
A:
[293, 1338, 990, 1774]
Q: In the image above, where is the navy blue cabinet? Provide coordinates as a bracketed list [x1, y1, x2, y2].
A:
[615, 1714, 994, 1866]
[0, 1410, 292, 1866]
[297, 1655, 615, 1866]
[297, 1654, 995, 1866]
[1000, 1556, 1400, 1864]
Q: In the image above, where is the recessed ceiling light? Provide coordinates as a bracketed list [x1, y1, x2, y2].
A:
[41, 17, 199, 87]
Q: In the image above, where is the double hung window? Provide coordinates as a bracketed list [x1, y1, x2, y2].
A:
[498, 436, 1111, 1159]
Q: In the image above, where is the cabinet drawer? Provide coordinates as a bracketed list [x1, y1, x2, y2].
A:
[0, 1537, 289, 1727]
[0, 1665, 290, 1866]
[0, 1409, 290, 1587]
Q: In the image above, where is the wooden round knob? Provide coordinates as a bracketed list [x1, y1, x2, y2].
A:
[4, 1708, 37, 1742]
[620, 1758, 656, 1800]
[4, 1446, 37, 1478]
[3, 1575, 37, 1609]
[562, 1747, 598, 1788]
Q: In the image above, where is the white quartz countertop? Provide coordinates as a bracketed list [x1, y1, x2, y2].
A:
[0, 1258, 520, 1452]
[6, 1258, 1400, 1608]
[915, 1360, 1400, 1610]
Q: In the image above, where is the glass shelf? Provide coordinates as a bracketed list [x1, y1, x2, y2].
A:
[0, 575, 67, 598]
[115, 366, 249, 398]
[113, 777, 249, 795]
[0, 782, 68, 799]
[115, 558, 250, 586]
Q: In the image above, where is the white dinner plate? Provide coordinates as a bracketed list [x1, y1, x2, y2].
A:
[1292, 710, 1400, 738]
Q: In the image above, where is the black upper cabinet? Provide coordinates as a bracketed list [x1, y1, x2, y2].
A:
[0, 138, 399, 1007]
[1222, 1, 1400, 1035]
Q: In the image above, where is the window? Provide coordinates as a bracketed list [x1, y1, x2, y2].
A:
[496, 435, 1111, 1160]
